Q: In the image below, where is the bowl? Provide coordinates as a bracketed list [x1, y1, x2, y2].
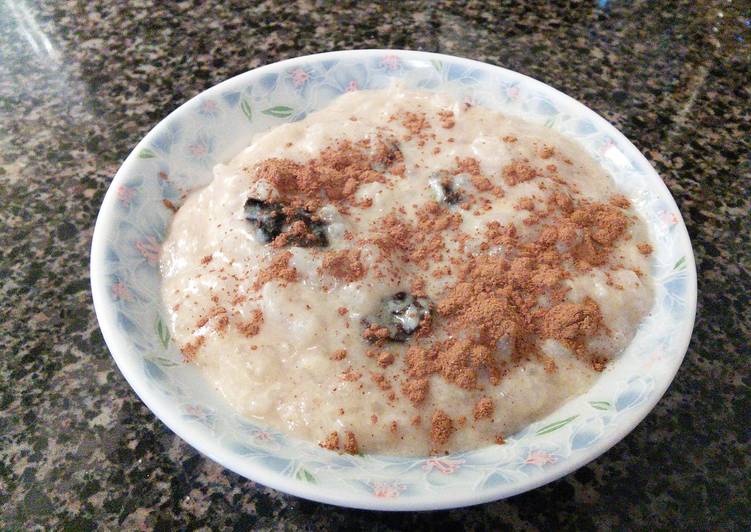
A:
[90, 49, 696, 510]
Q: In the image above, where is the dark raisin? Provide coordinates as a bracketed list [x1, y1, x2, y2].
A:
[244, 198, 285, 243]
[244, 198, 328, 247]
[430, 172, 462, 205]
[372, 140, 403, 172]
[440, 181, 462, 205]
[363, 292, 431, 342]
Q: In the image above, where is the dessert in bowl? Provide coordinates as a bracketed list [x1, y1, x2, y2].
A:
[91, 50, 696, 510]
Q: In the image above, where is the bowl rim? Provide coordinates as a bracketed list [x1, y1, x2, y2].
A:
[90, 48, 697, 511]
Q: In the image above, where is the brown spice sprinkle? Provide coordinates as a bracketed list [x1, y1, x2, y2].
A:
[637, 242, 653, 255]
[320, 248, 367, 282]
[437, 109, 456, 129]
[401, 377, 429, 406]
[610, 194, 631, 209]
[396, 187, 636, 405]
[180, 335, 206, 362]
[271, 218, 321, 248]
[252, 137, 401, 208]
[339, 367, 362, 382]
[538, 145, 555, 159]
[371, 372, 392, 391]
[162, 199, 178, 212]
[431, 410, 455, 446]
[542, 355, 559, 374]
[362, 324, 390, 343]
[542, 298, 602, 355]
[377, 352, 395, 368]
[330, 349, 347, 361]
[343, 431, 359, 454]
[516, 197, 536, 211]
[473, 397, 494, 421]
[502, 159, 540, 186]
[237, 309, 264, 337]
[200, 255, 212, 265]
[453, 156, 482, 176]
[195, 306, 229, 333]
[400, 111, 431, 135]
[253, 251, 298, 289]
[319, 431, 340, 450]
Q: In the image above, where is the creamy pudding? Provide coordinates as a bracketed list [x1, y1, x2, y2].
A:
[160, 86, 654, 456]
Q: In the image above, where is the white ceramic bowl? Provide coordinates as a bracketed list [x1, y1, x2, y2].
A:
[90, 49, 696, 510]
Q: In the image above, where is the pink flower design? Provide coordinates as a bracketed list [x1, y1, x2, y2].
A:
[371, 481, 406, 498]
[659, 211, 679, 226]
[188, 143, 208, 158]
[599, 137, 616, 154]
[199, 99, 219, 116]
[380, 55, 400, 71]
[643, 351, 664, 371]
[290, 68, 310, 88]
[524, 450, 557, 466]
[184, 404, 203, 416]
[253, 430, 272, 442]
[421, 457, 465, 474]
[135, 235, 160, 265]
[111, 282, 131, 301]
[506, 85, 520, 100]
[117, 186, 136, 206]
[345, 80, 359, 92]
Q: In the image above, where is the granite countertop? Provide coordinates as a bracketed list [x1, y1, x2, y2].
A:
[1, 1, 749, 529]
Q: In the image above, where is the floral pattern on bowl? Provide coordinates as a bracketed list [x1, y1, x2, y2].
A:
[90, 50, 696, 511]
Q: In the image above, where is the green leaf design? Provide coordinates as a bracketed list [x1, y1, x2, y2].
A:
[262, 105, 294, 118]
[153, 355, 180, 367]
[295, 468, 316, 483]
[156, 317, 170, 349]
[544, 117, 556, 128]
[240, 99, 252, 121]
[535, 415, 578, 435]
[430, 59, 443, 72]
[589, 401, 612, 411]
[144, 359, 166, 382]
[138, 148, 156, 159]
[673, 256, 686, 271]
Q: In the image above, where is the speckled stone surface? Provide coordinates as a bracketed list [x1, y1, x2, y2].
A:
[1, 0, 749, 529]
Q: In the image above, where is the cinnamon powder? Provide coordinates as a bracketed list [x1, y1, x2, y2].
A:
[237, 309, 264, 337]
[343, 431, 359, 454]
[319, 431, 340, 450]
[473, 397, 494, 420]
[430, 410, 455, 446]
[253, 251, 298, 289]
[320, 248, 367, 282]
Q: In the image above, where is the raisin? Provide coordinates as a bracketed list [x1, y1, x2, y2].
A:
[244, 198, 328, 247]
[440, 180, 462, 205]
[363, 292, 431, 342]
[429, 172, 462, 205]
[372, 139, 403, 172]
[244, 198, 285, 243]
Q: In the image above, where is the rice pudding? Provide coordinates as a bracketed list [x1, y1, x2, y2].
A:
[160, 86, 654, 456]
